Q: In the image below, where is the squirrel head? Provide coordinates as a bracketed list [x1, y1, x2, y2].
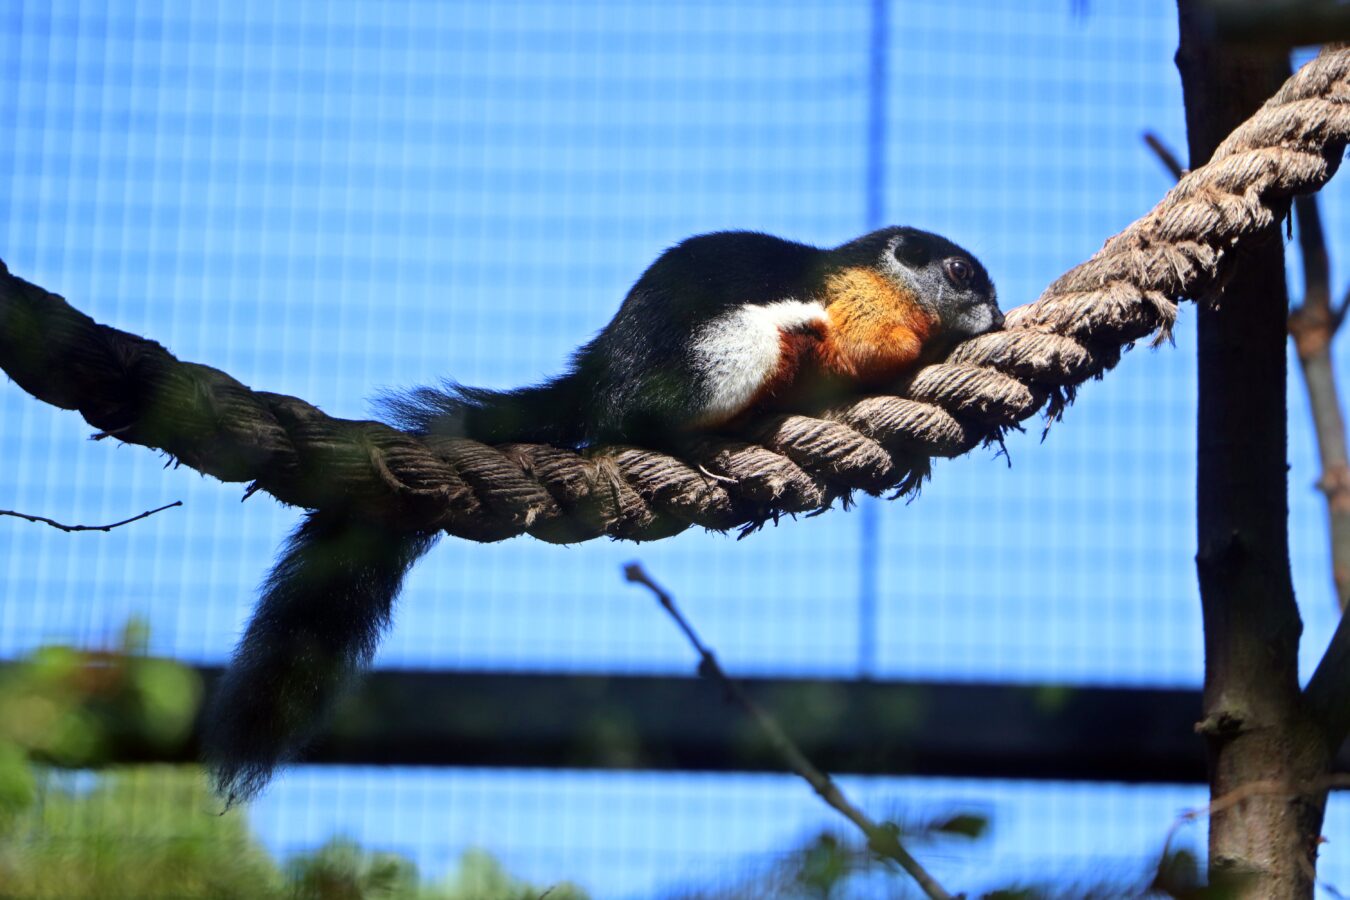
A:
[830, 226, 1002, 340]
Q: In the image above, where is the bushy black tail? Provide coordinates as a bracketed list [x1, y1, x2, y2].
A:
[203, 512, 438, 805]
[377, 377, 588, 447]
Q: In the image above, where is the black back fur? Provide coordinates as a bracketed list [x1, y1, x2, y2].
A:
[380, 227, 997, 448]
[380, 231, 824, 447]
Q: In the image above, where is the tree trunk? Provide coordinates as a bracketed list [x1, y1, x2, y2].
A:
[1176, 5, 1332, 895]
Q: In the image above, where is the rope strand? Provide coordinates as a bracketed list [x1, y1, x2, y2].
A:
[2, 47, 1348, 544]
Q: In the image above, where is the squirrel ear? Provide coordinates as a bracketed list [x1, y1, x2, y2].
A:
[892, 233, 931, 268]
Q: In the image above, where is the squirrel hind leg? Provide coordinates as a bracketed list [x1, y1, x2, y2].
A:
[203, 512, 437, 806]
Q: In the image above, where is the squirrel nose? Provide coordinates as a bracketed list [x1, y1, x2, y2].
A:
[991, 308, 1005, 329]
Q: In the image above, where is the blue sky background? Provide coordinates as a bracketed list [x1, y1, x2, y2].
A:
[2, 1, 1349, 896]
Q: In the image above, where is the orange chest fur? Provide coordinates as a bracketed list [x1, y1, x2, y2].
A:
[748, 267, 938, 413]
[814, 266, 937, 385]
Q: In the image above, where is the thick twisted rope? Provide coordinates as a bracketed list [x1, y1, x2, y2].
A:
[3, 47, 1349, 544]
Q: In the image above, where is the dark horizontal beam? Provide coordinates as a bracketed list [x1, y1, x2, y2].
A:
[125, 668, 1216, 784]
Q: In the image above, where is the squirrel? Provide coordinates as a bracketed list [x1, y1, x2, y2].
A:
[203, 226, 1002, 804]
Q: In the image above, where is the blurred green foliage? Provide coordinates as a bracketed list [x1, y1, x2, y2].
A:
[669, 823, 1245, 900]
[0, 768, 280, 899]
[0, 626, 1267, 899]
[0, 626, 589, 900]
[0, 766, 589, 899]
[288, 841, 589, 900]
[0, 620, 201, 826]
[669, 814, 994, 900]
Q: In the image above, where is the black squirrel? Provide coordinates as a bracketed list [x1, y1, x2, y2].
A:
[204, 226, 1002, 804]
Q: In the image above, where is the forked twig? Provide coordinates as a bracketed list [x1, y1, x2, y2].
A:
[0, 500, 183, 533]
[623, 562, 953, 900]
[1144, 129, 1350, 612]
[1160, 774, 1350, 895]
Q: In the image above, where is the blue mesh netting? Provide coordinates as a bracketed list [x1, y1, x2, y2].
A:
[2, 2, 1347, 895]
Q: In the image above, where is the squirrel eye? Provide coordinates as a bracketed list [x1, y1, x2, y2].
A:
[944, 257, 974, 287]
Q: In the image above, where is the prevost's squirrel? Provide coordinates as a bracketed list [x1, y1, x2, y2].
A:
[204, 226, 1002, 804]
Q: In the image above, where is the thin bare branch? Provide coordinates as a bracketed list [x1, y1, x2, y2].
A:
[0, 500, 183, 533]
[1287, 195, 1350, 618]
[1161, 773, 1350, 897]
[1146, 133, 1350, 617]
[1144, 132, 1350, 617]
[1333, 284, 1350, 334]
[1142, 130, 1187, 180]
[1296, 195, 1332, 314]
[1162, 774, 1350, 859]
[623, 562, 953, 900]
[1307, 608, 1350, 747]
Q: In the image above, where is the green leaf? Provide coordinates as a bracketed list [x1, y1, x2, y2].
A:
[931, 812, 990, 840]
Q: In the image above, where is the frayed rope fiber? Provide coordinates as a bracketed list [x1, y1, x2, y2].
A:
[3, 47, 1349, 544]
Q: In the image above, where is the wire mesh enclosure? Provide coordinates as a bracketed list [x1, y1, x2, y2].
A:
[2, 2, 1349, 897]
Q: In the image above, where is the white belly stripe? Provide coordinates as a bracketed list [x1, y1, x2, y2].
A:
[689, 300, 829, 425]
